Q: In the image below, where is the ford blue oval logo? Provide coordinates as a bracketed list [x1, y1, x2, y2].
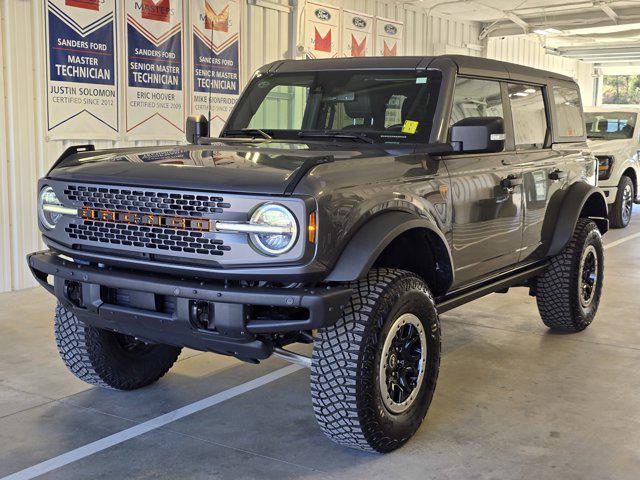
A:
[384, 24, 397, 35]
[352, 17, 367, 28]
[314, 8, 331, 21]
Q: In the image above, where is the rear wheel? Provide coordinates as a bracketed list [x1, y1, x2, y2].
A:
[54, 303, 181, 390]
[610, 175, 634, 228]
[310, 269, 441, 452]
[536, 219, 604, 332]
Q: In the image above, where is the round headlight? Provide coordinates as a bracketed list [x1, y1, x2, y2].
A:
[249, 203, 298, 255]
[39, 186, 63, 230]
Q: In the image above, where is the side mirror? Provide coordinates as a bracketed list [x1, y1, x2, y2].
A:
[186, 115, 209, 144]
[449, 117, 505, 154]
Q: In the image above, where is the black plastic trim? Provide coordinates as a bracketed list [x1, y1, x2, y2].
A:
[436, 261, 548, 313]
[28, 251, 352, 357]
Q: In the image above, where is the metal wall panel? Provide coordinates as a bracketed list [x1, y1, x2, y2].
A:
[486, 35, 595, 105]
[0, 0, 594, 292]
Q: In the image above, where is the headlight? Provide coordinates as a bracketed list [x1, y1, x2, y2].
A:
[248, 203, 298, 255]
[597, 155, 614, 180]
[38, 186, 64, 230]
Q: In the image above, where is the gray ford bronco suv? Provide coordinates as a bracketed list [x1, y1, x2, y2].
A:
[28, 55, 608, 452]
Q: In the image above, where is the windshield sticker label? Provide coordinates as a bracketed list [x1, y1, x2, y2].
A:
[402, 120, 419, 134]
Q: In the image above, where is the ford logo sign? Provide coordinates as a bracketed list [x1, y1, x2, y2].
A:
[352, 17, 367, 28]
[384, 24, 397, 35]
[314, 8, 331, 20]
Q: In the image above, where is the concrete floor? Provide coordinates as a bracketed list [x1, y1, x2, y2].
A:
[1, 213, 640, 480]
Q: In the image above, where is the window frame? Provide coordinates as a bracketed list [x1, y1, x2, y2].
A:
[446, 75, 515, 154]
[504, 81, 552, 152]
[549, 80, 587, 143]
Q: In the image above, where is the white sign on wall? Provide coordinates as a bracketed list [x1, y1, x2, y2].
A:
[189, 0, 242, 136]
[304, 1, 340, 59]
[124, 0, 185, 140]
[341, 10, 373, 57]
[375, 17, 403, 57]
[45, 0, 118, 140]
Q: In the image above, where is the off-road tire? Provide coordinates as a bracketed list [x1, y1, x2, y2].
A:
[536, 219, 604, 332]
[311, 268, 441, 453]
[54, 303, 182, 390]
[610, 175, 634, 228]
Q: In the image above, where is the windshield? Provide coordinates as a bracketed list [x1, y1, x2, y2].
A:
[585, 112, 637, 139]
[223, 70, 442, 144]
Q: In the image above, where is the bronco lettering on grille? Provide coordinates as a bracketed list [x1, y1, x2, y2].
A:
[81, 208, 212, 232]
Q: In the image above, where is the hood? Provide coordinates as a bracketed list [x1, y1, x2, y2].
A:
[587, 137, 636, 157]
[48, 141, 385, 195]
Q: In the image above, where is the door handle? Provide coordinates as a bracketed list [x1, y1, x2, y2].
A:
[549, 169, 567, 181]
[501, 174, 522, 193]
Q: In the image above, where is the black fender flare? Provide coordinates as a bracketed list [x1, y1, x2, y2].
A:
[324, 211, 454, 287]
[546, 182, 608, 257]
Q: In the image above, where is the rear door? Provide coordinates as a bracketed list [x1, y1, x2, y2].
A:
[444, 77, 524, 286]
[507, 82, 567, 262]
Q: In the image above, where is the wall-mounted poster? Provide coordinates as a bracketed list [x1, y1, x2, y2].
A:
[189, 0, 241, 136]
[124, 0, 185, 140]
[375, 17, 403, 57]
[45, 0, 118, 140]
[304, 1, 340, 59]
[341, 10, 372, 57]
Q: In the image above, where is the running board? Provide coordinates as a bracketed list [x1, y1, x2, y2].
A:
[436, 262, 549, 313]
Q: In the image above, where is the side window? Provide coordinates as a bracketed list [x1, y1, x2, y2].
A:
[508, 84, 548, 150]
[553, 84, 585, 138]
[450, 77, 504, 125]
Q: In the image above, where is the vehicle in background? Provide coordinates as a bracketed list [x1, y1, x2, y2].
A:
[585, 107, 640, 228]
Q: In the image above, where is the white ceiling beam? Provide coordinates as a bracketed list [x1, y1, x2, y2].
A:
[597, 2, 619, 24]
[481, 5, 640, 38]
[505, 12, 530, 32]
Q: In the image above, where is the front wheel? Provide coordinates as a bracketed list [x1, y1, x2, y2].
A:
[610, 175, 634, 228]
[536, 219, 604, 332]
[54, 303, 182, 390]
[310, 269, 441, 453]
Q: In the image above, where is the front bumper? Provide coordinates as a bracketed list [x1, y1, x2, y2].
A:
[28, 250, 352, 361]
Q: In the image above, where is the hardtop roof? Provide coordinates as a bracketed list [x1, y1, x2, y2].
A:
[260, 54, 576, 85]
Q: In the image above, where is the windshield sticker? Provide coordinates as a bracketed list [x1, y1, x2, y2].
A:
[416, 77, 428, 84]
[402, 120, 419, 134]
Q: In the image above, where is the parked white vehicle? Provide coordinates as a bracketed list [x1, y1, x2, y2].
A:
[585, 107, 640, 228]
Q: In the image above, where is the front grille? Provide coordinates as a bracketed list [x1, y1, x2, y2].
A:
[65, 222, 230, 255]
[64, 185, 230, 217]
[61, 184, 232, 258]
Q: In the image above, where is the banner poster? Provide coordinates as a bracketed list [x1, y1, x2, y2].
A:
[304, 2, 340, 59]
[45, 0, 118, 140]
[124, 0, 185, 140]
[190, 0, 241, 136]
[375, 17, 403, 57]
[341, 10, 373, 57]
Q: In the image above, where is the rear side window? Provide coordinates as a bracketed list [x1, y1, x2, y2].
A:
[553, 85, 584, 138]
[450, 78, 504, 125]
[508, 84, 548, 150]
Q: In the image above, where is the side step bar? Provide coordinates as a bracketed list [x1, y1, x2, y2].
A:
[436, 261, 549, 314]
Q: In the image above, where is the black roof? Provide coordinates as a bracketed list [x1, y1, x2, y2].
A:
[260, 54, 575, 85]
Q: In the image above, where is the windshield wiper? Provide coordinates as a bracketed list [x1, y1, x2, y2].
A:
[222, 128, 272, 139]
[298, 131, 375, 144]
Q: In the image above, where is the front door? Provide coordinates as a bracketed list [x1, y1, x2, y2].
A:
[444, 77, 523, 287]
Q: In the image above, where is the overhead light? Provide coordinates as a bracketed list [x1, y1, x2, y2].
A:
[534, 27, 562, 36]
